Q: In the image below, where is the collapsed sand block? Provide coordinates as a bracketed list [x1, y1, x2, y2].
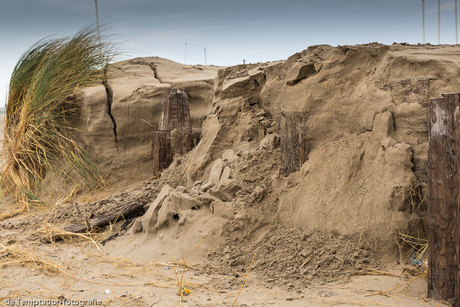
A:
[285, 62, 319, 85]
[142, 189, 203, 233]
[185, 114, 222, 187]
[373, 111, 395, 139]
[259, 133, 280, 150]
[137, 185, 174, 233]
[220, 166, 232, 181]
[209, 179, 240, 202]
[220, 70, 266, 105]
[208, 158, 224, 184]
[124, 184, 233, 263]
[134, 184, 234, 239]
[221, 149, 236, 162]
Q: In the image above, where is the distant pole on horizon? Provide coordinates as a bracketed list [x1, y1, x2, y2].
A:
[422, 0, 425, 44]
[456, 0, 458, 44]
[204, 47, 207, 65]
[438, 0, 441, 44]
[184, 42, 187, 65]
[94, 0, 101, 44]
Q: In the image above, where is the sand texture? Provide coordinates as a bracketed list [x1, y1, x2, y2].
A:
[2, 43, 459, 306]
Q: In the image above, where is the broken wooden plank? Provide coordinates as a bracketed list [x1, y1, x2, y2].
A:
[64, 200, 146, 233]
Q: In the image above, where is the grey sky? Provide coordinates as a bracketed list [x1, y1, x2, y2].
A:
[1, 0, 459, 106]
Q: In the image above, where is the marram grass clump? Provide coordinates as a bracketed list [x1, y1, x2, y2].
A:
[1, 26, 117, 203]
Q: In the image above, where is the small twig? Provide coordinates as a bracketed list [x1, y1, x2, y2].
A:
[365, 273, 426, 297]
[176, 237, 207, 302]
[53, 230, 102, 253]
[171, 260, 198, 270]
[231, 253, 256, 307]
[352, 269, 400, 277]
[0, 245, 162, 288]
[299, 255, 313, 269]
[139, 118, 156, 128]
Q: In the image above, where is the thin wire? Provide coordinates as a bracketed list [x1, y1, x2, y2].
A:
[456, 0, 458, 44]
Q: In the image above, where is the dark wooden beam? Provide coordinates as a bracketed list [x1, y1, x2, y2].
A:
[280, 111, 309, 176]
[428, 93, 460, 306]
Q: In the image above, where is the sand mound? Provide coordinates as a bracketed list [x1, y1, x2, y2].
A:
[181, 43, 460, 253]
[27, 44, 460, 288]
[206, 226, 375, 288]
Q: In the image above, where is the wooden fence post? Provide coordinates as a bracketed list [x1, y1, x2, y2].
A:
[428, 92, 460, 306]
[280, 111, 309, 176]
[158, 87, 192, 133]
[151, 87, 200, 176]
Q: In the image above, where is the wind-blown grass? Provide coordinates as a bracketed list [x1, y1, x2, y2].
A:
[1, 26, 117, 203]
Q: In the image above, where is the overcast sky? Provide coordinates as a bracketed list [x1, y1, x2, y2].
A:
[1, 0, 459, 107]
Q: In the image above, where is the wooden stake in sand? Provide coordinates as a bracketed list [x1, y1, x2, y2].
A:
[151, 87, 201, 176]
[280, 111, 309, 176]
[428, 93, 460, 307]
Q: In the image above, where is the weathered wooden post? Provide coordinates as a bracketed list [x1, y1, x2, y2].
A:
[151, 87, 200, 176]
[428, 92, 460, 306]
[151, 131, 173, 176]
[280, 110, 309, 176]
[158, 88, 192, 133]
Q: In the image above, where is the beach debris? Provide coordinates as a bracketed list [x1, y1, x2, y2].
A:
[180, 288, 192, 296]
[64, 200, 146, 233]
[410, 252, 423, 267]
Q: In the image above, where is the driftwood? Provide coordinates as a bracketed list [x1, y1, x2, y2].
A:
[64, 200, 146, 233]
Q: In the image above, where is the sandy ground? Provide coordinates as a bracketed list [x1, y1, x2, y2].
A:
[0, 205, 447, 307]
[0, 244, 444, 307]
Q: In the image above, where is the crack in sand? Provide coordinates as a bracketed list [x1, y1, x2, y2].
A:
[102, 68, 119, 151]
